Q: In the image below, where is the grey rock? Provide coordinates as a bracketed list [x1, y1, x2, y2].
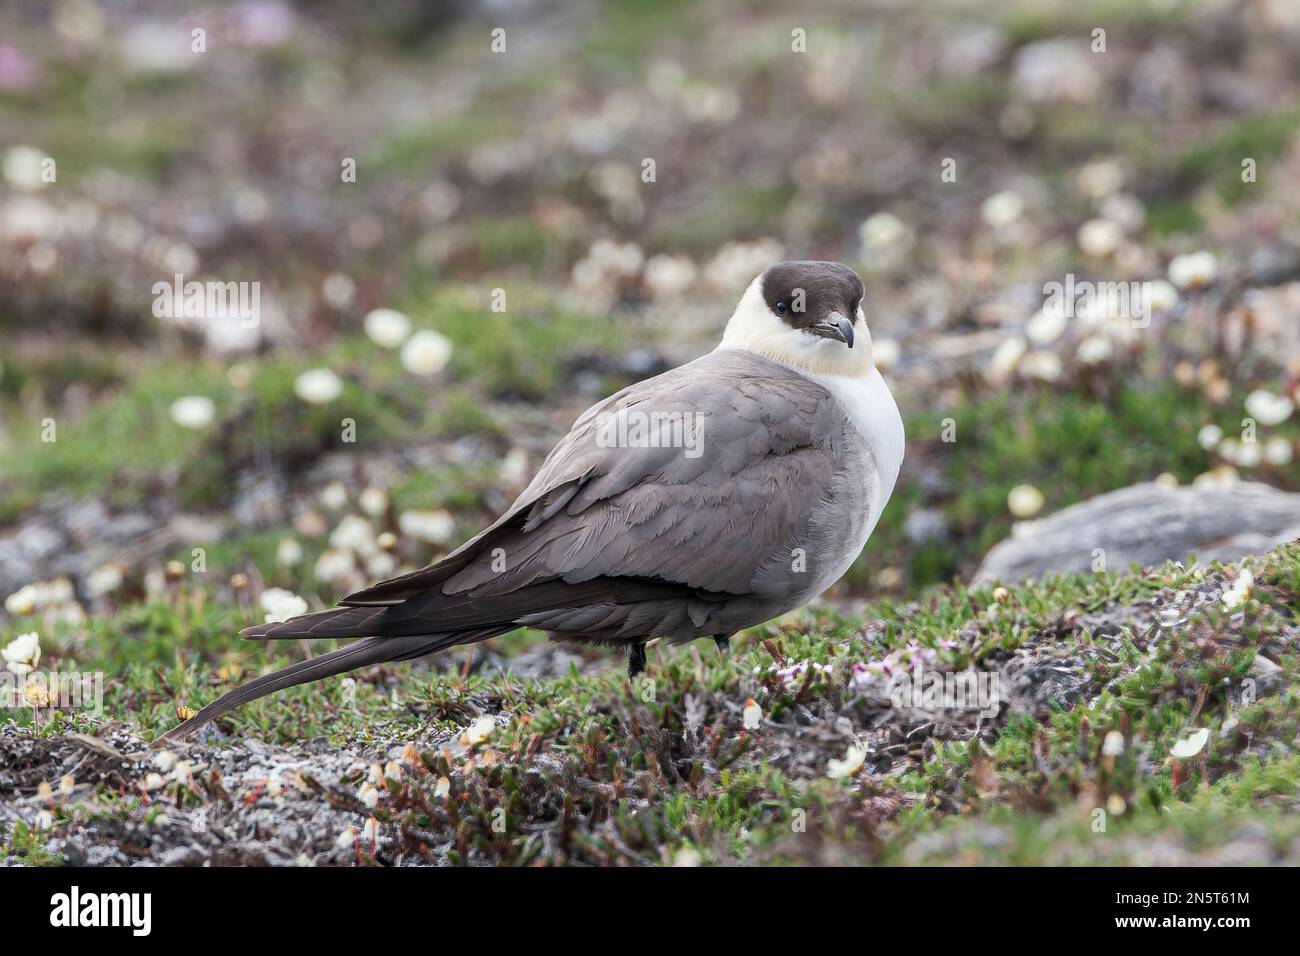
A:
[974, 481, 1300, 584]
[161, 845, 206, 866]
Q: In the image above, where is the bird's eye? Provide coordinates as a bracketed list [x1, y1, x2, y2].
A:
[775, 301, 788, 315]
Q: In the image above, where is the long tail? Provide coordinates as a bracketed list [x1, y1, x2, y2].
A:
[155, 631, 462, 745]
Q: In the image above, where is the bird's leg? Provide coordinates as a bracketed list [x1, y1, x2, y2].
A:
[713, 634, 732, 655]
[627, 641, 647, 679]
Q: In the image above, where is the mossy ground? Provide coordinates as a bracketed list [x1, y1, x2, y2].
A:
[4, 543, 1296, 866]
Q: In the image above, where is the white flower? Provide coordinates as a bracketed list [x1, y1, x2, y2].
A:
[1220, 439, 1260, 469]
[34, 810, 55, 830]
[4, 584, 38, 616]
[1196, 424, 1223, 451]
[2, 145, 49, 192]
[173, 761, 193, 785]
[1076, 158, 1125, 199]
[1169, 727, 1210, 760]
[169, 395, 215, 430]
[1146, 279, 1178, 314]
[1154, 472, 1178, 489]
[1076, 334, 1113, 365]
[398, 509, 455, 545]
[1007, 484, 1044, 518]
[464, 715, 496, 745]
[1244, 390, 1293, 426]
[363, 308, 412, 348]
[335, 826, 359, 849]
[1077, 218, 1121, 258]
[981, 190, 1024, 228]
[987, 335, 1027, 381]
[1221, 569, 1253, 610]
[434, 776, 451, 798]
[1020, 351, 1062, 382]
[143, 772, 166, 791]
[86, 563, 124, 598]
[321, 272, 355, 309]
[294, 368, 343, 404]
[319, 481, 348, 511]
[154, 750, 176, 773]
[366, 552, 397, 579]
[330, 514, 377, 557]
[361, 817, 380, 845]
[643, 254, 697, 300]
[260, 588, 308, 624]
[2, 632, 41, 676]
[1193, 465, 1239, 489]
[358, 486, 389, 518]
[314, 547, 356, 583]
[1264, 435, 1293, 466]
[742, 699, 761, 730]
[703, 239, 784, 291]
[400, 329, 453, 377]
[357, 781, 380, 808]
[1167, 251, 1217, 290]
[1026, 304, 1068, 345]
[858, 212, 912, 256]
[275, 537, 303, 567]
[1101, 731, 1125, 757]
[826, 742, 868, 780]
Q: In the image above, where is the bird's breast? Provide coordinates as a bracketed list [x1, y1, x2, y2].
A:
[799, 367, 905, 597]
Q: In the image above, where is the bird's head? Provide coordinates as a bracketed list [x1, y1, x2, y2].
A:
[719, 260, 874, 377]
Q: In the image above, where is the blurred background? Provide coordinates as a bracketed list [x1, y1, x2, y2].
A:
[2, 0, 1300, 626]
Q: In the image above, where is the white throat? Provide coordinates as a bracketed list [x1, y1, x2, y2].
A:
[716, 275, 875, 378]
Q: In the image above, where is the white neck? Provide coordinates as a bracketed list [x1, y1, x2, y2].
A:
[716, 275, 875, 378]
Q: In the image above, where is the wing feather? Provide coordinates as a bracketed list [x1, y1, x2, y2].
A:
[340, 350, 841, 619]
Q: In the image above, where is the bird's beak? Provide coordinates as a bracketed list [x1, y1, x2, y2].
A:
[812, 311, 855, 348]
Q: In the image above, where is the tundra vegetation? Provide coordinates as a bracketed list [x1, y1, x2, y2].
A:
[2, 0, 1299, 864]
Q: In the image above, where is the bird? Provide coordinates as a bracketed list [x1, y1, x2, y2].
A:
[159, 260, 905, 742]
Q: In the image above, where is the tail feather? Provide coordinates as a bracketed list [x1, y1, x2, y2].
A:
[239, 606, 386, 641]
[156, 635, 438, 745]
